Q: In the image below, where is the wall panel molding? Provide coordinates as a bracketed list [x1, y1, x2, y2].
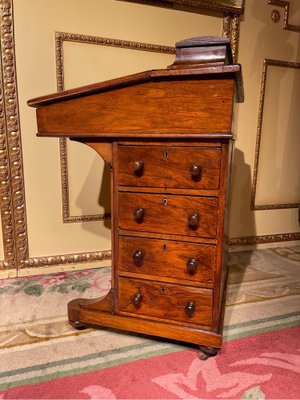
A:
[230, 232, 300, 246]
[24, 249, 111, 268]
[251, 58, 300, 211]
[118, 0, 245, 14]
[268, 0, 300, 32]
[0, 0, 28, 269]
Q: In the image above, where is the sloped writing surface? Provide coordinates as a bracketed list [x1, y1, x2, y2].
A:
[36, 79, 234, 136]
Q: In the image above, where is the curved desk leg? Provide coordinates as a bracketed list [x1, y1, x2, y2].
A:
[67, 139, 115, 330]
[68, 289, 114, 329]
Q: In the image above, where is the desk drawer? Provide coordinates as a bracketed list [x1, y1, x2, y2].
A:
[118, 192, 218, 238]
[117, 145, 221, 189]
[119, 236, 215, 285]
[119, 277, 212, 327]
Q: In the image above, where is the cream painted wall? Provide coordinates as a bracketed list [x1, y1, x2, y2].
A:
[12, 0, 222, 265]
[230, 0, 300, 239]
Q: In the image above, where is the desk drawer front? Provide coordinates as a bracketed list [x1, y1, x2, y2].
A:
[118, 192, 218, 238]
[119, 236, 215, 284]
[117, 146, 221, 189]
[119, 277, 212, 326]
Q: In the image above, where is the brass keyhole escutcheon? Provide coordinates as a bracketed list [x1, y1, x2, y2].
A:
[163, 151, 169, 159]
[161, 287, 166, 295]
[162, 198, 168, 206]
[162, 244, 167, 251]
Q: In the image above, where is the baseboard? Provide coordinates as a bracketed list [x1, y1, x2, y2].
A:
[0, 260, 111, 280]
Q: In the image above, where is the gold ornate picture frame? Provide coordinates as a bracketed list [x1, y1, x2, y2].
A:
[118, 0, 245, 15]
[251, 58, 300, 211]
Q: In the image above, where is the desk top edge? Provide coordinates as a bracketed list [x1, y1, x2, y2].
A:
[28, 64, 243, 108]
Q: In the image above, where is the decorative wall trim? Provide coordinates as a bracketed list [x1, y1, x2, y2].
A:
[251, 58, 300, 211]
[230, 14, 240, 63]
[0, 0, 28, 269]
[229, 232, 300, 246]
[118, 0, 245, 14]
[55, 32, 175, 223]
[119, 1, 242, 64]
[222, 12, 231, 37]
[24, 249, 111, 268]
[0, 18, 14, 269]
[268, 0, 300, 32]
[0, 2, 114, 270]
[222, 12, 240, 63]
[271, 9, 281, 23]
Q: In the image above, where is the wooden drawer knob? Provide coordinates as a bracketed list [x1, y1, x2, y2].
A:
[185, 301, 196, 317]
[190, 163, 201, 180]
[134, 208, 144, 223]
[133, 249, 145, 265]
[132, 160, 144, 176]
[131, 292, 143, 308]
[186, 258, 199, 275]
[188, 213, 199, 228]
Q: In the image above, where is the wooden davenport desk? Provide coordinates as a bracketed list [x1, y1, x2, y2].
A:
[28, 36, 243, 360]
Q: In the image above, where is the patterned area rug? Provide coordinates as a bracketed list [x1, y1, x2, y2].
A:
[0, 246, 300, 399]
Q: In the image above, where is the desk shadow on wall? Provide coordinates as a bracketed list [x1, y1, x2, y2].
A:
[75, 155, 112, 236]
[230, 148, 256, 242]
[225, 148, 256, 325]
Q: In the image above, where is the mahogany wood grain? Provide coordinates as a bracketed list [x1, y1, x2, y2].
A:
[118, 192, 218, 238]
[112, 142, 120, 313]
[72, 303, 222, 347]
[29, 36, 243, 356]
[75, 140, 112, 165]
[118, 271, 214, 289]
[214, 141, 233, 331]
[28, 64, 243, 108]
[118, 229, 217, 245]
[117, 145, 221, 190]
[118, 186, 220, 197]
[118, 140, 222, 147]
[35, 80, 234, 136]
[118, 277, 212, 327]
[118, 236, 215, 285]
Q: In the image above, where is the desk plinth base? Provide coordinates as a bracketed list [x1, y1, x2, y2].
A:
[68, 291, 222, 360]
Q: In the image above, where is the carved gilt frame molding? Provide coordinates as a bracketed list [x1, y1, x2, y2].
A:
[118, 0, 245, 15]
[0, 0, 28, 269]
[268, 0, 300, 32]
[251, 58, 300, 211]
[229, 232, 300, 246]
